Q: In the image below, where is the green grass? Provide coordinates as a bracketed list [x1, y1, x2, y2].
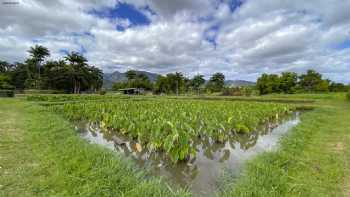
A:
[261, 92, 347, 101]
[0, 98, 189, 197]
[221, 94, 350, 197]
[2, 93, 350, 197]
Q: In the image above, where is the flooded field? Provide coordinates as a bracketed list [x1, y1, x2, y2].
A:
[76, 112, 300, 196]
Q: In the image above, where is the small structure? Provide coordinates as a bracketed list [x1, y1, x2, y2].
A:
[118, 88, 144, 95]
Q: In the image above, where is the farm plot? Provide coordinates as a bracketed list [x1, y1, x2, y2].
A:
[51, 99, 295, 163]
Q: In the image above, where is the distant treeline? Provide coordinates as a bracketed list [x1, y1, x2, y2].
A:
[0, 45, 103, 94]
[256, 70, 349, 95]
[113, 71, 225, 94]
[114, 69, 349, 95]
[1, 45, 348, 96]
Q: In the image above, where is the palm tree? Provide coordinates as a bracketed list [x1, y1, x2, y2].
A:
[65, 52, 88, 94]
[88, 66, 103, 92]
[27, 45, 50, 88]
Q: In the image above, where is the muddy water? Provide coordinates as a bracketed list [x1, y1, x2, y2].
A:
[75, 112, 300, 196]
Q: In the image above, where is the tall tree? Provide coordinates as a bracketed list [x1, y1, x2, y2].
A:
[42, 60, 72, 91]
[10, 63, 29, 89]
[65, 52, 88, 94]
[27, 45, 50, 88]
[279, 72, 297, 93]
[114, 71, 153, 90]
[206, 72, 225, 92]
[153, 72, 186, 94]
[88, 66, 104, 92]
[154, 76, 169, 94]
[329, 82, 348, 92]
[0, 60, 14, 89]
[256, 74, 272, 95]
[256, 74, 281, 95]
[299, 70, 324, 92]
[191, 74, 205, 94]
[166, 72, 185, 95]
[125, 70, 137, 80]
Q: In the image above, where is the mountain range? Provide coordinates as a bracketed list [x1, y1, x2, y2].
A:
[103, 70, 255, 89]
[103, 70, 160, 88]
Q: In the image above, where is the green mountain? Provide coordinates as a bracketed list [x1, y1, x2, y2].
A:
[103, 70, 160, 89]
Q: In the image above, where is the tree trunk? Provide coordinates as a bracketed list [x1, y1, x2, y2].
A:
[77, 81, 81, 94]
[74, 79, 77, 94]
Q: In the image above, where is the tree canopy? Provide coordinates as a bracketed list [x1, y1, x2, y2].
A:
[0, 45, 103, 93]
[256, 70, 343, 95]
[206, 72, 225, 92]
[112, 70, 153, 91]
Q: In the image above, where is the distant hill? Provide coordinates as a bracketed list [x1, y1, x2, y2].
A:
[103, 70, 160, 89]
[103, 70, 256, 89]
[225, 80, 256, 87]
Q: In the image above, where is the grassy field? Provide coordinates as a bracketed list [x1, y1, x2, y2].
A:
[0, 98, 189, 197]
[221, 94, 350, 196]
[1, 93, 350, 196]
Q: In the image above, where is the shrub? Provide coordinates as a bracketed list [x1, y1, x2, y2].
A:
[222, 87, 253, 96]
[347, 91, 350, 101]
[99, 90, 107, 95]
[0, 90, 15, 97]
[22, 89, 65, 94]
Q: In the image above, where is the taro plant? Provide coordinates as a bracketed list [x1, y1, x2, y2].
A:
[50, 98, 295, 163]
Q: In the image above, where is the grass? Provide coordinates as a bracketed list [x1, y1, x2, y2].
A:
[0, 98, 189, 197]
[221, 94, 350, 197]
[1, 93, 350, 197]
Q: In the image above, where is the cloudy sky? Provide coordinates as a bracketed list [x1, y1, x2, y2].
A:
[1, 0, 350, 82]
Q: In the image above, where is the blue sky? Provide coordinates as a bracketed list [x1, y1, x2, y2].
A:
[90, 2, 151, 30]
[0, 0, 350, 83]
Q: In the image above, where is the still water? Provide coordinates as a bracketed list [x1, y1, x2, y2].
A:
[75, 112, 300, 196]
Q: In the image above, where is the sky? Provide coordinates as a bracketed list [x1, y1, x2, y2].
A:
[0, 0, 350, 83]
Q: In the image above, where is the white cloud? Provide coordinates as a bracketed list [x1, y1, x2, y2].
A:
[0, 0, 350, 83]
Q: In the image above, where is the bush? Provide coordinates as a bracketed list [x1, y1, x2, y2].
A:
[347, 91, 350, 101]
[20, 89, 65, 94]
[222, 87, 253, 96]
[99, 90, 107, 95]
[0, 90, 15, 97]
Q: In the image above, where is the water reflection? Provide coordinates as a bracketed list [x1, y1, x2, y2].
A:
[76, 112, 300, 197]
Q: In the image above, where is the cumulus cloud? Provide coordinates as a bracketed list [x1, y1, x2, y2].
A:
[0, 0, 350, 82]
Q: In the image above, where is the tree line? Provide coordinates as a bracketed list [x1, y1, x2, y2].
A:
[0, 45, 103, 93]
[2, 46, 348, 96]
[114, 69, 348, 95]
[113, 71, 226, 95]
[256, 70, 348, 95]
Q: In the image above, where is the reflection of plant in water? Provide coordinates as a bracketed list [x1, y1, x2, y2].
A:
[56, 99, 294, 162]
[77, 112, 298, 191]
[234, 132, 260, 150]
[219, 149, 231, 163]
